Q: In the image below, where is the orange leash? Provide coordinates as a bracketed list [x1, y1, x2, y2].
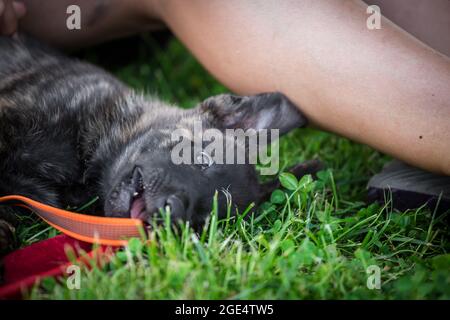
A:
[0, 195, 144, 246]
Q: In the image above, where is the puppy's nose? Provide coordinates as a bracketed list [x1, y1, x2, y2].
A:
[164, 194, 186, 221]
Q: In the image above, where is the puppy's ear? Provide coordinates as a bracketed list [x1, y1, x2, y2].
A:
[201, 92, 307, 136]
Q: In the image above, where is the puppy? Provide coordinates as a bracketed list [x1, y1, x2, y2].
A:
[0, 35, 318, 254]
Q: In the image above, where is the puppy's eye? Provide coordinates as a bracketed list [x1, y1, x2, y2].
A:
[196, 151, 214, 169]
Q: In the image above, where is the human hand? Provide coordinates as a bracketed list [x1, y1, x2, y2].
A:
[0, 0, 26, 36]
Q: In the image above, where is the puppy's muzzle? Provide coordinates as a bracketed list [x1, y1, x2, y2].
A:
[104, 167, 189, 223]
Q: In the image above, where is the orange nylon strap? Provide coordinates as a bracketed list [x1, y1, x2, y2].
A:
[0, 195, 143, 246]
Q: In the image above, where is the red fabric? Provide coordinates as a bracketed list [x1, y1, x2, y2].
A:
[0, 235, 115, 299]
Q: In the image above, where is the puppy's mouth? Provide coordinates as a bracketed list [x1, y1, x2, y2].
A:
[126, 167, 150, 220]
[130, 194, 148, 220]
[105, 166, 149, 221]
[106, 167, 188, 222]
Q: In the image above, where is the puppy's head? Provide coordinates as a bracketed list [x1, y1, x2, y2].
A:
[103, 92, 313, 228]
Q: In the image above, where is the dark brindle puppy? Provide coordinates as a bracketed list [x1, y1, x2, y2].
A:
[0, 35, 319, 254]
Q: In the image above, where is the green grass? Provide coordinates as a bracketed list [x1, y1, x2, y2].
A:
[17, 34, 450, 299]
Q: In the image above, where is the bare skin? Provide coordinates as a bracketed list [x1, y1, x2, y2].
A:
[1, 0, 450, 175]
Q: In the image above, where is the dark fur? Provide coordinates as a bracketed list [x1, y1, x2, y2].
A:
[0, 35, 316, 254]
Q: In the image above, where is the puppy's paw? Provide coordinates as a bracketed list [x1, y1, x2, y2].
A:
[0, 219, 16, 256]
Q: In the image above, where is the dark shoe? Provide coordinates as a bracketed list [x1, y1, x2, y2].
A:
[367, 160, 450, 214]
